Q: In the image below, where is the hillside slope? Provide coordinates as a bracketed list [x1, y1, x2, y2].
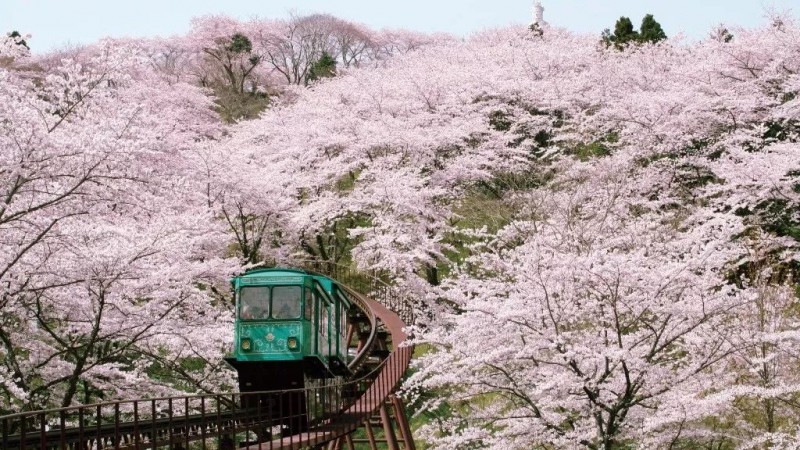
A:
[216, 20, 800, 449]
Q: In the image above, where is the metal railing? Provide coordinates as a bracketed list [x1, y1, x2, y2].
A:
[1, 345, 412, 449]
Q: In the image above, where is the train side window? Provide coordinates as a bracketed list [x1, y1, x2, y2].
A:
[272, 286, 301, 319]
[304, 288, 313, 320]
[313, 290, 321, 326]
[334, 290, 348, 337]
[315, 284, 332, 337]
[340, 308, 347, 337]
[321, 305, 328, 337]
[240, 286, 270, 320]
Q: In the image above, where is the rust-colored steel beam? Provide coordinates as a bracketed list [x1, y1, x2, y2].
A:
[363, 418, 378, 450]
[380, 403, 400, 450]
[346, 323, 355, 349]
[391, 395, 416, 450]
[345, 433, 355, 450]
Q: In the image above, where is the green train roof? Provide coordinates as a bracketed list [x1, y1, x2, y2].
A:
[312, 275, 333, 291]
[231, 268, 352, 309]
[234, 268, 309, 286]
[311, 275, 352, 308]
[241, 267, 307, 277]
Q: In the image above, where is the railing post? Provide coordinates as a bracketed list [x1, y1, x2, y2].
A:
[167, 398, 173, 450]
[151, 399, 157, 450]
[58, 409, 66, 450]
[78, 408, 85, 450]
[184, 396, 190, 449]
[114, 403, 120, 450]
[133, 401, 139, 450]
[95, 404, 101, 449]
[379, 403, 399, 450]
[39, 412, 46, 450]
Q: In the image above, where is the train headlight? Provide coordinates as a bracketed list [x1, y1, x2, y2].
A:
[287, 337, 299, 351]
[241, 338, 252, 351]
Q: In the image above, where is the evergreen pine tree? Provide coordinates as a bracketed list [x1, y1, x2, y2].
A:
[614, 17, 639, 44]
[9, 31, 29, 50]
[306, 52, 337, 84]
[639, 14, 667, 43]
[602, 17, 639, 49]
[226, 33, 252, 54]
[602, 15, 667, 49]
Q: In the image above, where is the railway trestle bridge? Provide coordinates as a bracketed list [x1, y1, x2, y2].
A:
[1, 263, 418, 450]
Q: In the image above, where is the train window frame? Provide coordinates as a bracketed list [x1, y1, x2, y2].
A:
[304, 287, 313, 321]
[340, 306, 347, 338]
[341, 291, 351, 334]
[315, 290, 320, 353]
[271, 285, 302, 319]
[239, 286, 271, 320]
[314, 283, 332, 338]
[320, 303, 328, 338]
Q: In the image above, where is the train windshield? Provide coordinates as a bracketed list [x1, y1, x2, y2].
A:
[240, 287, 270, 320]
[272, 286, 302, 319]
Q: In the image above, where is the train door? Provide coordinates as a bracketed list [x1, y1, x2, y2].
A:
[326, 296, 333, 359]
[320, 300, 329, 359]
[312, 284, 326, 361]
[318, 284, 336, 360]
[334, 288, 348, 363]
[339, 300, 347, 362]
[314, 288, 321, 359]
[304, 287, 314, 354]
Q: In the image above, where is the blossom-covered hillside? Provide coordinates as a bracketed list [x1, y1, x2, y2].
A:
[3, 11, 800, 449]
[0, 14, 449, 414]
[215, 18, 800, 449]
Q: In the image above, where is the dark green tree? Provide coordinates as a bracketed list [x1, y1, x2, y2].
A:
[305, 52, 337, 84]
[639, 14, 667, 43]
[8, 31, 29, 50]
[602, 16, 639, 49]
[202, 33, 260, 94]
[602, 15, 667, 49]
[614, 16, 638, 41]
[226, 33, 253, 54]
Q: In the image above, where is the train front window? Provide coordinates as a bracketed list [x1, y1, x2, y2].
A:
[272, 286, 301, 319]
[240, 287, 270, 320]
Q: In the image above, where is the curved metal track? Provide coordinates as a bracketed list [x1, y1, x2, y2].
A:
[0, 268, 414, 450]
[342, 284, 379, 375]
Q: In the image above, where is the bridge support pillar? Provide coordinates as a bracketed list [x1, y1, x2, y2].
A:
[345, 433, 356, 449]
[344, 396, 415, 449]
[379, 403, 400, 450]
[363, 417, 378, 448]
[391, 395, 416, 450]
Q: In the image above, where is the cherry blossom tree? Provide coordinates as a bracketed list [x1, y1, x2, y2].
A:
[4, 10, 800, 449]
[73, 15, 795, 447]
[210, 30, 555, 290]
[0, 38, 237, 412]
[393, 17, 800, 450]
